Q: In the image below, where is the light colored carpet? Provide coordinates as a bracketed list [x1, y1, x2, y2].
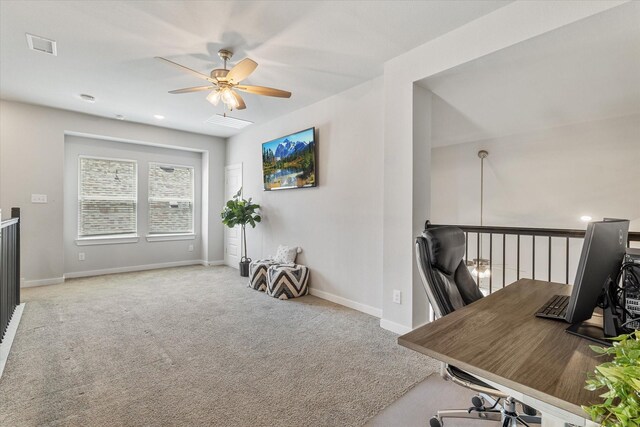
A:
[0, 265, 438, 426]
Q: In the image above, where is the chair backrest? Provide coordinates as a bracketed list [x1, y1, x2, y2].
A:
[415, 226, 484, 318]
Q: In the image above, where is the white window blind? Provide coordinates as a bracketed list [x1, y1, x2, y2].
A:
[79, 157, 137, 237]
[148, 163, 194, 234]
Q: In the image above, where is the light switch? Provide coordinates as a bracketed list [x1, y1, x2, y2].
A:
[31, 194, 48, 203]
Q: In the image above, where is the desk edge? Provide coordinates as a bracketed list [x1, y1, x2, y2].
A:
[397, 335, 590, 419]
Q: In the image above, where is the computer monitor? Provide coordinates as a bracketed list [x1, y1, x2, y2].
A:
[565, 219, 629, 324]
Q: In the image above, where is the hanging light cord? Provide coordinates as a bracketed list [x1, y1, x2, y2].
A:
[480, 155, 484, 227]
[477, 150, 489, 265]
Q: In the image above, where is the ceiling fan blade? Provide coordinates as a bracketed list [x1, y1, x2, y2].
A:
[235, 85, 291, 98]
[226, 58, 258, 83]
[168, 85, 215, 94]
[231, 91, 246, 110]
[155, 57, 215, 83]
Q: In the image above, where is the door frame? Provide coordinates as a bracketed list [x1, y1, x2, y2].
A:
[224, 163, 243, 268]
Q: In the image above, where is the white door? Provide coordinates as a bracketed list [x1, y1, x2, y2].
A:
[224, 164, 243, 268]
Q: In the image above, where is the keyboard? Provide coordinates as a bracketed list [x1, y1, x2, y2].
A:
[535, 294, 570, 320]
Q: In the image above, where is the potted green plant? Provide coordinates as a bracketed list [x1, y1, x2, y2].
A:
[221, 188, 261, 277]
[582, 331, 640, 427]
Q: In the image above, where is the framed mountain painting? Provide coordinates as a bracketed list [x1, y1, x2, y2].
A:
[262, 127, 317, 191]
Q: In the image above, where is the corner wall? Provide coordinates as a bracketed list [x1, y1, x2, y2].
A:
[0, 100, 226, 284]
[226, 77, 384, 316]
[381, 1, 626, 332]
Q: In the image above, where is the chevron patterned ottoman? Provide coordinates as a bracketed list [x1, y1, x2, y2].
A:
[248, 259, 278, 292]
[266, 264, 310, 300]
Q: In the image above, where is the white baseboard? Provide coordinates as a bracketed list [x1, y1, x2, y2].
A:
[21, 277, 65, 288]
[64, 259, 205, 279]
[202, 260, 225, 266]
[0, 303, 25, 380]
[309, 288, 382, 318]
[22, 260, 228, 287]
[379, 318, 413, 335]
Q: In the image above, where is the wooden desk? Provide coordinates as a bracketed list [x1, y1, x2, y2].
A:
[399, 279, 604, 425]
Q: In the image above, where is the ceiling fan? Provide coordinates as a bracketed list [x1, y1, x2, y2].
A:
[156, 49, 291, 111]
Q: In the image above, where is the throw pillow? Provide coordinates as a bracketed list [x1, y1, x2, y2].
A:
[273, 245, 300, 264]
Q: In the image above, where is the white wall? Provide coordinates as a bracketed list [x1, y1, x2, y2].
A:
[226, 2, 627, 331]
[0, 100, 226, 285]
[226, 77, 384, 316]
[381, 1, 626, 332]
[431, 114, 640, 230]
[411, 85, 432, 327]
[63, 135, 203, 275]
[431, 114, 640, 290]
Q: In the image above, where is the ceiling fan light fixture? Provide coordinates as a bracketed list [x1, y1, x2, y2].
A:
[207, 87, 238, 110]
[209, 87, 239, 110]
[206, 90, 221, 106]
[221, 87, 234, 104]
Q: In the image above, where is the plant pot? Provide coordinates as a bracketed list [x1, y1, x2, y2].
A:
[239, 258, 251, 277]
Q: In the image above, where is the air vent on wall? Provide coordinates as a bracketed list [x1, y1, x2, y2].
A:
[26, 33, 57, 56]
[205, 114, 253, 130]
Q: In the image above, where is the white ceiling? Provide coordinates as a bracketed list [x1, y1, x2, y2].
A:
[0, 0, 509, 138]
[421, 2, 640, 147]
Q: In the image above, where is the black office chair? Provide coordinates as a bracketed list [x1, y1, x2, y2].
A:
[416, 226, 541, 427]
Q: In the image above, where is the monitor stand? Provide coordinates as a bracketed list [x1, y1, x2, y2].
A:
[565, 305, 621, 347]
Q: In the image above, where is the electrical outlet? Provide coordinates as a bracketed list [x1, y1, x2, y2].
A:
[188, 244, 194, 252]
[393, 290, 402, 304]
[78, 252, 85, 261]
[31, 194, 48, 203]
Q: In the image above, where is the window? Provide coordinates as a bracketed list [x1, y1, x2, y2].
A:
[78, 157, 137, 237]
[148, 163, 194, 234]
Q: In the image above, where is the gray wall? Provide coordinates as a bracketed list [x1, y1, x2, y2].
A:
[0, 100, 226, 284]
[64, 135, 203, 275]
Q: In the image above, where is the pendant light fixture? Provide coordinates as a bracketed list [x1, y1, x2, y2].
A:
[469, 150, 491, 279]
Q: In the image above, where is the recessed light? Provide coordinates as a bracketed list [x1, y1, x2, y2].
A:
[580, 215, 592, 222]
[153, 114, 165, 120]
[115, 115, 125, 120]
[79, 94, 95, 103]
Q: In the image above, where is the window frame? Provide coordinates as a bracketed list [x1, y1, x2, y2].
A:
[76, 155, 139, 243]
[146, 161, 195, 238]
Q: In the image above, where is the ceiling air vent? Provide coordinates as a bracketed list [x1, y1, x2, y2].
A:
[26, 33, 57, 56]
[79, 94, 95, 103]
[205, 114, 253, 130]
